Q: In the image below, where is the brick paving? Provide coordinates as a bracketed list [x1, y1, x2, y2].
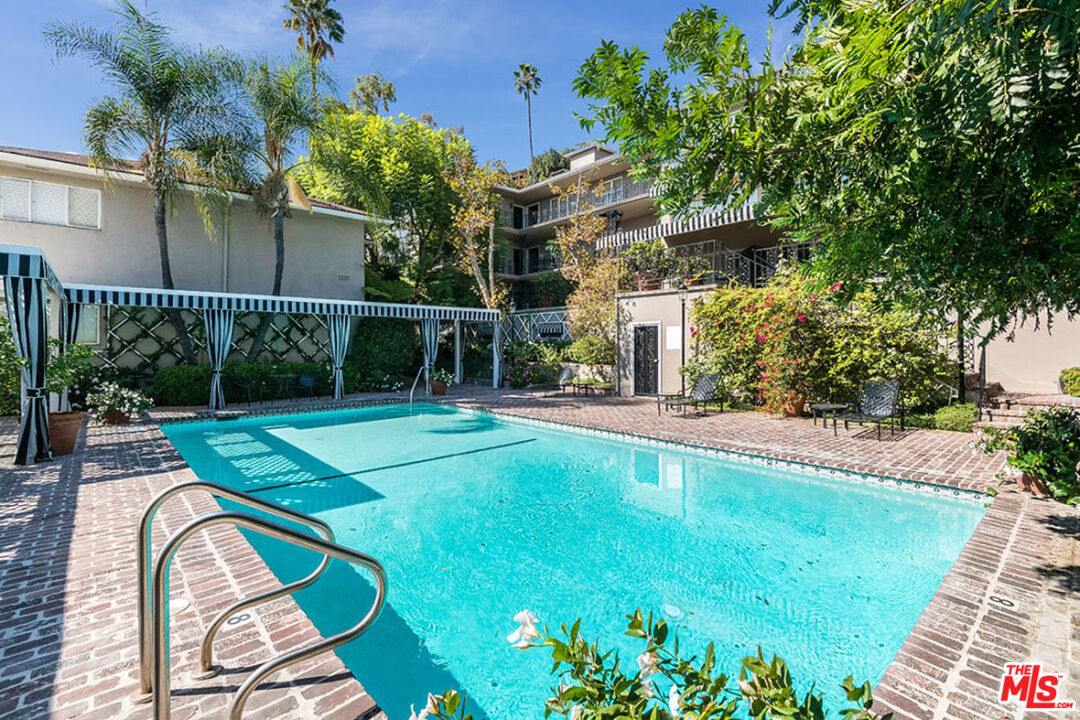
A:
[0, 387, 1077, 719]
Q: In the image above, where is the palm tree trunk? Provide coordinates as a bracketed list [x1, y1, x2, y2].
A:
[527, 95, 535, 184]
[154, 193, 198, 365]
[246, 209, 286, 362]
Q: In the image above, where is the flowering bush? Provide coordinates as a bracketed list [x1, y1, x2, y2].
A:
[506, 357, 536, 388]
[86, 381, 153, 420]
[1062, 367, 1080, 397]
[415, 609, 890, 720]
[688, 271, 951, 413]
[975, 407, 1080, 504]
[430, 368, 455, 385]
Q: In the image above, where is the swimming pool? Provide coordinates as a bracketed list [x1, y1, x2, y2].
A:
[163, 403, 986, 718]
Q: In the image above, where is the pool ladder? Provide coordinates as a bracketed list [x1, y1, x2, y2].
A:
[131, 480, 387, 720]
[408, 364, 426, 412]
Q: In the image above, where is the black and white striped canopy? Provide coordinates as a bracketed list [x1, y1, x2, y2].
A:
[63, 284, 500, 322]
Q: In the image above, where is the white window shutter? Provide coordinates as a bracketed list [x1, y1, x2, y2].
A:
[0, 178, 30, 221]
[68, 187, 100, 228]
[31, 182, 68, 226]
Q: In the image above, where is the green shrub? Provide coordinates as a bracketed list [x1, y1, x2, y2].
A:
[1062, 367, 1080, 397]
[350, 317, 420, 377]
[151, 361, 333, 406]
[504, 339, 572, 365]
[151, 364, 212, 406]
[568, 336, 615, 365]
[689, 271, 952, 411]
[0, 316, 23, 415]
[907, 403, 977, 432]
[976, 406, 1080, 504]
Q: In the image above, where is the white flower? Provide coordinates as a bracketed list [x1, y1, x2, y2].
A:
[506, 610, 541, 649]
[409, 694, 442, 720]
[668, 685, 681, 717]
[636, 650, 659, 679]
[641, 677, 655, 698]
[569, 705, 582, 720]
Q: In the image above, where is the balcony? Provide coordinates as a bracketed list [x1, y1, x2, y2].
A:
[507, 176, 653, 230]
[618, 238, 816, 292]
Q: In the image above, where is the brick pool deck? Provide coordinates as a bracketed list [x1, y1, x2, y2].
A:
[0, 387, 1076, 719]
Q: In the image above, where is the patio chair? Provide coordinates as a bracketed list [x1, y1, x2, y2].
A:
[536, 366, 578, 397]
[658, 373, 722, 416]
[297, 371, 319, 398]
[224, 374, 258, 405]
[835, 379, 902, 439]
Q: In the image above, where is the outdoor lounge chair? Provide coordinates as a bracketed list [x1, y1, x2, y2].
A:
[658, 373, 722, 416]
[835, 379, 903, 439]
[538, 366, 580, 396]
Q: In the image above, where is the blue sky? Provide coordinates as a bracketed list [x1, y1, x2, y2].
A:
[2, 0, 795, 171]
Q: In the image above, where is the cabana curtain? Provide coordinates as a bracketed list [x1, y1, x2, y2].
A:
[202, 308, 234, 410]
[326, 314, 351, 400]
[420, 318, 439, 393]
[4, 277, 51, 464]
[59, 302, 83, 411]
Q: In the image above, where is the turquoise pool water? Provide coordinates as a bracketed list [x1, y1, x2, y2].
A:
[163, 404, 985, 718]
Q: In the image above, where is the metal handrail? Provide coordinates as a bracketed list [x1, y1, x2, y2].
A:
[150, 510, 386, 720]
[133, 481, 335, 701]
[408, 365, 425, 412]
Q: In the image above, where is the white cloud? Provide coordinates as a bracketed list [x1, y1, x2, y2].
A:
[153, 0, 284, 51]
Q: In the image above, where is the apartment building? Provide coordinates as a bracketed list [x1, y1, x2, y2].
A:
[494, 144, 786, 311]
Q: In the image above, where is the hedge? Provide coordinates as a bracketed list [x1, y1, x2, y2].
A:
[906, 403, 978, 433]
[150, 362, 331, 406]
[1062, 367, 1080, 397]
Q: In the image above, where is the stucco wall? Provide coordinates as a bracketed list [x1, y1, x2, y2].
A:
[0, 162, 366, 300]
[984, 312, 1080, 394]
[616, 286, 713, 397]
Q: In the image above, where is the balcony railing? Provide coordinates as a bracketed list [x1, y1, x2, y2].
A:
[508, 176, 653, 229]
[620, 239, 816, 292]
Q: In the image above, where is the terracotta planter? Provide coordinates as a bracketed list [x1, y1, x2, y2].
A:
[101, 409, 132, 425]
[683, 276, 703, 287]
[1017, 472, 1051, 496]
[636, 270, 660, 291]
[430, 380, 447, 396]
[49, 411, 85, 456]
[781, 396, 806, 418]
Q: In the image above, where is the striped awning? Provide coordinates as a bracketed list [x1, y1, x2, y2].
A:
[62, 284, 499, 321]
[0, 245, 65, 295]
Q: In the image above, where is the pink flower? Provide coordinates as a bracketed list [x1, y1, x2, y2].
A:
[797, 314, 807, 322]
[829, 282, 843, 292]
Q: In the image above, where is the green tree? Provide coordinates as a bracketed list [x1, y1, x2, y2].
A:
[297, 110, 469, 298]
[203, 56, 326, 361]
[532, 147, 569, 182]
[513, 62, 542, 183]
[45, 0, 241, 365]
[282, 0, 345, 91]
[573, 2, 1080, 341]
[349, 71, 397, 114]
[445, 150, 509, 309]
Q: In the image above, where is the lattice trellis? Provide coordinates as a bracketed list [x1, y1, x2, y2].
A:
[504, 309, 572, 343]
[100, 306, 330, 374]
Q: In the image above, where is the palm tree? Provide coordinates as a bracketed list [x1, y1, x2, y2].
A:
[44, 0, 240, 365]
[217, 57, 325, 361]
[513, 63, 542, 184]
[282, 0, 345, 92]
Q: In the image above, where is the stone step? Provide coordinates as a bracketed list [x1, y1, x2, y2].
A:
[976, 420, 1023, 430]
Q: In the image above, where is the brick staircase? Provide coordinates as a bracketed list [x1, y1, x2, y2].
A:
[978, 391, 1080, 428]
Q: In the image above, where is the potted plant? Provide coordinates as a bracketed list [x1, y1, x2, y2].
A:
[974, 406, 1080, 502]
[429, 368, 455, 396]
[43, 341, 95, 456]
[86, 381, 154, 424]
[622, 240, 672, 291]
[677, 254, 710, 287]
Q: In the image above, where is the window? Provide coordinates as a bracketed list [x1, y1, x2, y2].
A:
[0, 176, 100, 229]
[75, 305, 101, 345]
[0, 178, 30, 221]
[528, 246, 540, 273]
[512, 205, 524, 229]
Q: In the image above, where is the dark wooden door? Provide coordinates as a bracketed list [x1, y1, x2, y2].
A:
[633, 325, 659, 395]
